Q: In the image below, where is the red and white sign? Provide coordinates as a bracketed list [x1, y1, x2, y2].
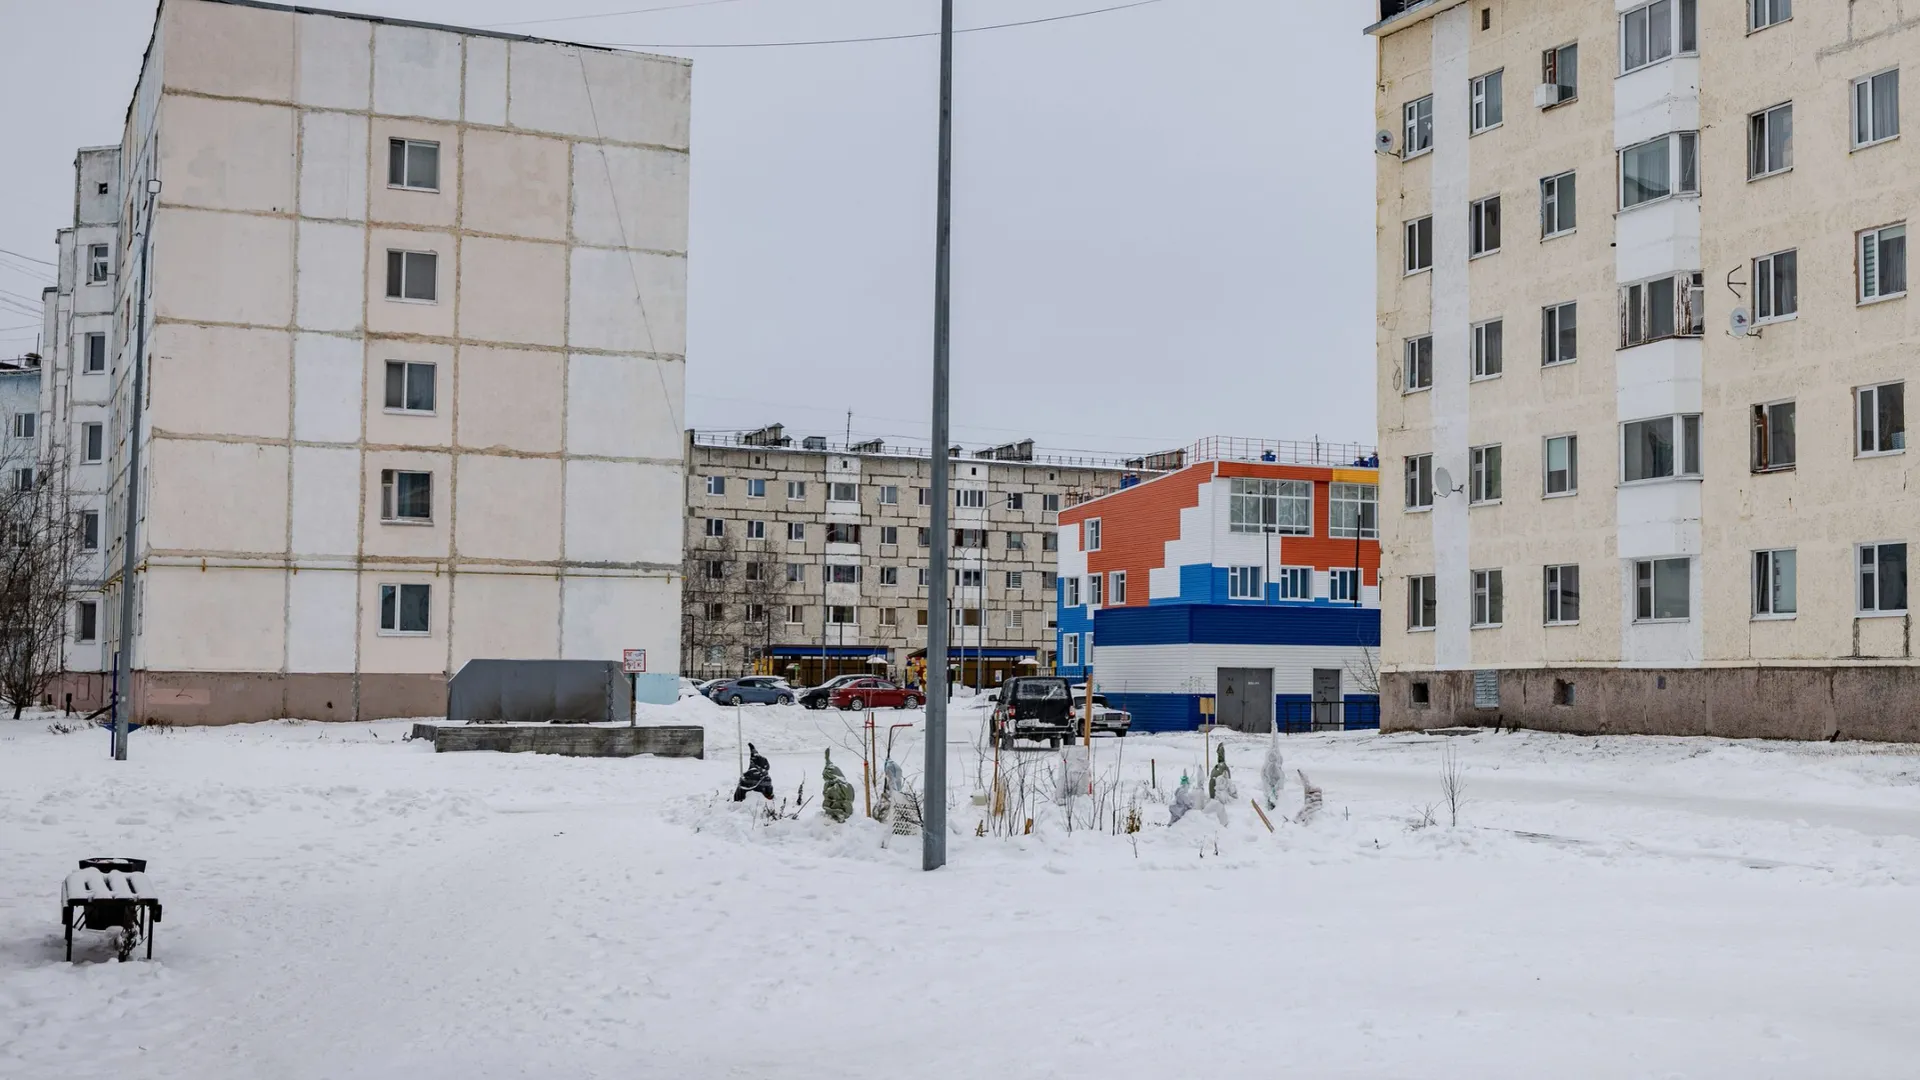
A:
[622, 649, 647, 673]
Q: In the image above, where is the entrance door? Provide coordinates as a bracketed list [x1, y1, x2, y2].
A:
[1312, 668, 1342, 731]
[1216, 668, 1273, 733]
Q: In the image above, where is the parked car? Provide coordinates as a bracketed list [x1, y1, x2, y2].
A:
[989, 676, 1075, 748]
[829, 678, 923, 711]
[678, 677, 703, 700]
[1071, 691, 1132, 737]
[708, 676, 796, 706]
[800, 674, 870, 710]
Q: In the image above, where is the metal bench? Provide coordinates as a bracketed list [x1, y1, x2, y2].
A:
[62, 858, 162, 962]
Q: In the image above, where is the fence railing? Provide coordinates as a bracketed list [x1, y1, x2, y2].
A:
[1277, 698, 1381, 733]
[1186, 436, 1378, 469]
[690, 430, 1151, 472]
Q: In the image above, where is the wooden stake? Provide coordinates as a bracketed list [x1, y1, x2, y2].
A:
[1250, 799, 1275, 833]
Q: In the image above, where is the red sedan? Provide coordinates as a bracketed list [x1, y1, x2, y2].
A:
[830, 678, 923, 710]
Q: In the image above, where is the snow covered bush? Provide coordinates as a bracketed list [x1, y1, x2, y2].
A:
[821, 749, 855, 823]
[1261, 730, 1285, 810]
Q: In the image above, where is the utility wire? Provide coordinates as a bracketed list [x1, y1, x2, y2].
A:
[592, 0, 1171, 48]
[0, 246, 55, 267]
[485, 0, 753, 29]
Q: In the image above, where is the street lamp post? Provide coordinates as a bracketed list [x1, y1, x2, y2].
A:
[922, 0, 954, 871]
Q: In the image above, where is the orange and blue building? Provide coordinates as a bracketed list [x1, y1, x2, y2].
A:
[1056, 438, 1382, 733]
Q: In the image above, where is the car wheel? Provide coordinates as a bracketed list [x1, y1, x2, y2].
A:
[728, 694, 744, 706]
[998, 734, 1014, 751]
[848, 697, 865, 711]
[1115, 730, 1127, 737]
[904, 695, 921, 708]
[808, 698, 825, 710]
[1048, 737, 1060, 749]
[777, 695, 793, 706]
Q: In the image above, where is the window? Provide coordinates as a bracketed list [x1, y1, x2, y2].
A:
[1469, 196, 1501, 257]
[87, 244, 109, 283]
[787, 480, 806, 500]
[1006, 531, 1024, 550]
[1062, 633, 1080, 667]
[826, 522, 861, 544]
[706, 475, 725, 496]
[1853, 69, 1900, 149]
[788, 605, 805, 624]
[1622, 415, 1701, 481]
[75, 600, 98, 643]
[379, 469, 432, 522]
[879, 525, 899, 546]
[1274, 566, 1310, 600]
[379, 583, 431, 634]
[1541, 42, 1578, 104]
[1859, 543, 1909, 614]
[84, 332, 106, 373]
[1330, 568, 1360, 603]
[1041, 571, 1057, 589]
[1228, 478, 1311, 535]
[387, 138, 441, 191]
[786, 563, 805, 583]
[1085, 518, 1102, 550]
[1857, 382, 1906, 455]
[79, 510, 99, 552]
[384, 250, 437, 302]
[1111, 571, 1126, 604]
[1007, 571, 1024, 590]
[1754, 549, 1797, 616]
[1751, 401, 1796, 471]
[958, 568, 983, 589]
[915, 608, 930, 627]
[917, 487, 930, 506]
[703, 644, 725, 664]
[1404, 335, 1433, 392]
[1540, 172, 1575, 237]
[744, 561, 765, 582]
[955, 488, 985, 509]
[1620, 133, 1698, 209]
[383, 360, 436, 413]
[1751, 0, 1790, 31]
[1228, 565, 1264, 601]
[1086, 573, 1102, 606]
[1471, 569, 1504, 626]
[1860, 224, 1908, 302]
[1403, 95, 1433, 156]
[1470, 70, 1503, 133]
[1405, 216, 1433, 273]
[1064, 576, 1081, 606]
[81, 422, 103, 464]
[917, 527, 930, 548]
[1469, 444, 1502, 503]
[1330, 483, 1378, 539]
[1411, 681, 1432, 707]
[1082, 632, 1093, 660]
[829, 565, 860, 584]
[746, 603, 767, 622]
[954, 605, 981, 627]
[1042, 493, 1061, 513]
[10, 412, 33, 439]
[1621, 0, 1695, 74]
[1542, 302, 1576, 365]
[788, 522, 805, 542]
[954, 528, 986, 548]
[1471, 319, 1503, 378]
[1633, 558, 1691, 621]
[1544, 434, 1578, 495]
[1041, 532, 1058, 552]
[879, 608, 897, 627]
[1405, 454, 1433, 510]
[1007, 610, 1023, 630]
[11, 468, 31, 492]
[1753, 249, 1797, 321]
[1408, 575, 1438, 630]
[746, 478, 766, 498]
[878, 485, 898, 504]
[1749, 103, 1793, 178]
[1007, 493, 1024, 510]
[880, 566, 899, 586]
[1544, 564, 1580, 624]
[703, 560, 725, 581]
[829, 481, 857, 503]
[916, 568, 929, 587]
[747, 519, 766, 540]
[1620, 272, 1703, 347]
[703, 518, 724, 538]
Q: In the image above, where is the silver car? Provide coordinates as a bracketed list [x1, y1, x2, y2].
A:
[1070, 692, 1132, 737]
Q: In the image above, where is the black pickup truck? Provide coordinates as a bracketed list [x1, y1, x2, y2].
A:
[990, 676, 1076, 749]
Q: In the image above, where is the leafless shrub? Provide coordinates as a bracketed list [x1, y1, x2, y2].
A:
[0, 439, 85, 720]
[1440, 744, 1467, 827]
[1407, 802, 1439, 831]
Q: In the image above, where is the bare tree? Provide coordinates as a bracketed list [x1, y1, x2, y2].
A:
[680, 527, 740, 678]
[1439, 743, 1467, 827]
[1346, 645, 1380, 696]
[0, 439, 82, 719]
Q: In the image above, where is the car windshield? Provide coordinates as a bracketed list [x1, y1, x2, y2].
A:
[1015, 680, 1069, 701]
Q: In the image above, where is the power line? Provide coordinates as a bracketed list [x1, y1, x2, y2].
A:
[0, 246, 55, 267]
[591, 0, 1171, 48]
[485, 0, 753, 29]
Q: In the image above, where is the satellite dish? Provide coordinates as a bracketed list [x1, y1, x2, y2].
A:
[1729, 307, 1753, 336]
[1433, 466, 1455, 495]
[1374, 129, 1396, 154]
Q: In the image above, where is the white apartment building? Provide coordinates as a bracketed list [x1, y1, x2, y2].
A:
[69, 0, 690, 723]
[1372, 0, 1920, 740]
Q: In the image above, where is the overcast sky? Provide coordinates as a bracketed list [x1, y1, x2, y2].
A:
[0, 0, 1377, 458]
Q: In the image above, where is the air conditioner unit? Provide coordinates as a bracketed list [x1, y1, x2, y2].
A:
[1533, 83, 1560, 108]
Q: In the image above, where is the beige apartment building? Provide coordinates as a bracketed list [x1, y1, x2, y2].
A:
[1371, 0, 1920, 740]
[79, 0, 689, 723]
[683, 426, 1150, 686]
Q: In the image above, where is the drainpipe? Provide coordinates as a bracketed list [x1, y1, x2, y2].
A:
[112, 177, 159, 762]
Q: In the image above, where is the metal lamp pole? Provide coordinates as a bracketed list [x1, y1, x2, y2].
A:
[112, 177, 160, 762]
[922, 0, 954, 871]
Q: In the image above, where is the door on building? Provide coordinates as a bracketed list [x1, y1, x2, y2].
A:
[1216, 668, 1273, 733]
[1311, 668, 1342, 731]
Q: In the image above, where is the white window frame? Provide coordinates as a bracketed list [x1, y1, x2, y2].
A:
[1274, 566, 1311, 601]
[1407, 575, 1438, 631]
[827, 522, 861, 545]
[79, 509, 100, 552]
[787, 480, 806, 500]
[879, 565, 899, 586]
[387, 138, 441, 191]
[1619, 132, 1699, 210]
[1753, 249, 1798, 322]
[1330, 568, 1361, 603]
[955, 487, 985, 508]
[879, 525, 899, 546]
[1006, 531, 1025, 550]
[917, 568, 930, 586]
[384, 249, 438, 303]
[1228, 565, 1264, 601]
[81, 422, 104, 464]
[788, 521, 806, 541]
[1468, 195, 1501, 258]
[829, 481, 858, 503]
[1751, 400, 1796, 472]
[1541, 42, 1578, 106]
[878, 484, 898, 505]
[1110, 570, 1126, 604]
[1007, 610, 1023, 630]
[87, 243, 110, 284]
[1469, 444, 1502, 504]
[1227, 478, 1312, 536]
[786, 605, 805, 625]
[84, 332, 107, 373]
[1471, 568, 1504, 628]
[1633, 557, 1691, 622]
[704, 518, 724, 538]
[1403, 334, 1433, 392]
[1544, 564, 1580, 625]
[746, 478, 766, 498]
[1405, 216, 1433, 274]
[1008, 570, 1025, 590]
[1753, 548, 1797, 618]
[1470, 69, 1503, 134]
[1542, 301, 1577, 366]
[1857, 381, 1906, 456]
[1042, 493, 1061, 513]
[1540, 171, 1575, 238]
[1064, 576, 1081, 607]
[1085, 518, 1102, 551]
[1406, 454, 1433, 511]
[378, 582, 432, 636]
[787, 563, 805, 583]
[1852, 69, 1900, 150]
[383, 360, 437, 414]
[1403, 95, 1433, 158]
[1620, 0, 1696, 75]
[879, 607, 897, 627]
[1750, 0, 1790, 32]
[1858, 542, 1909, 615]
[75, 600, 99, 643]
[1085, 573, 1102, 607]
[1859, 223, 1908, 303]
[1470, 318, 1503, 379]
[705, 475, 725, 496]
[828, 605, 855, 626]
[1748, 102, 1793, 180]
[1543, 434, 1578, 496]
[379, 469, 433, 524]
[1329, 482, 1378, 539]
[1061, 633, 1080, 667]
[1621, 414, 1702, 483]
[11, 412, 34, 440]
[1620, 271, 1704, 348]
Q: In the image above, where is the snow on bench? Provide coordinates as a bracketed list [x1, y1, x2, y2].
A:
[61, 864, 163, 961]
[63, 868, 158, 906]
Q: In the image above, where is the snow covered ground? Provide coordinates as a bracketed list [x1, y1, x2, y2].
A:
[6, 699, 1920, 1078]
